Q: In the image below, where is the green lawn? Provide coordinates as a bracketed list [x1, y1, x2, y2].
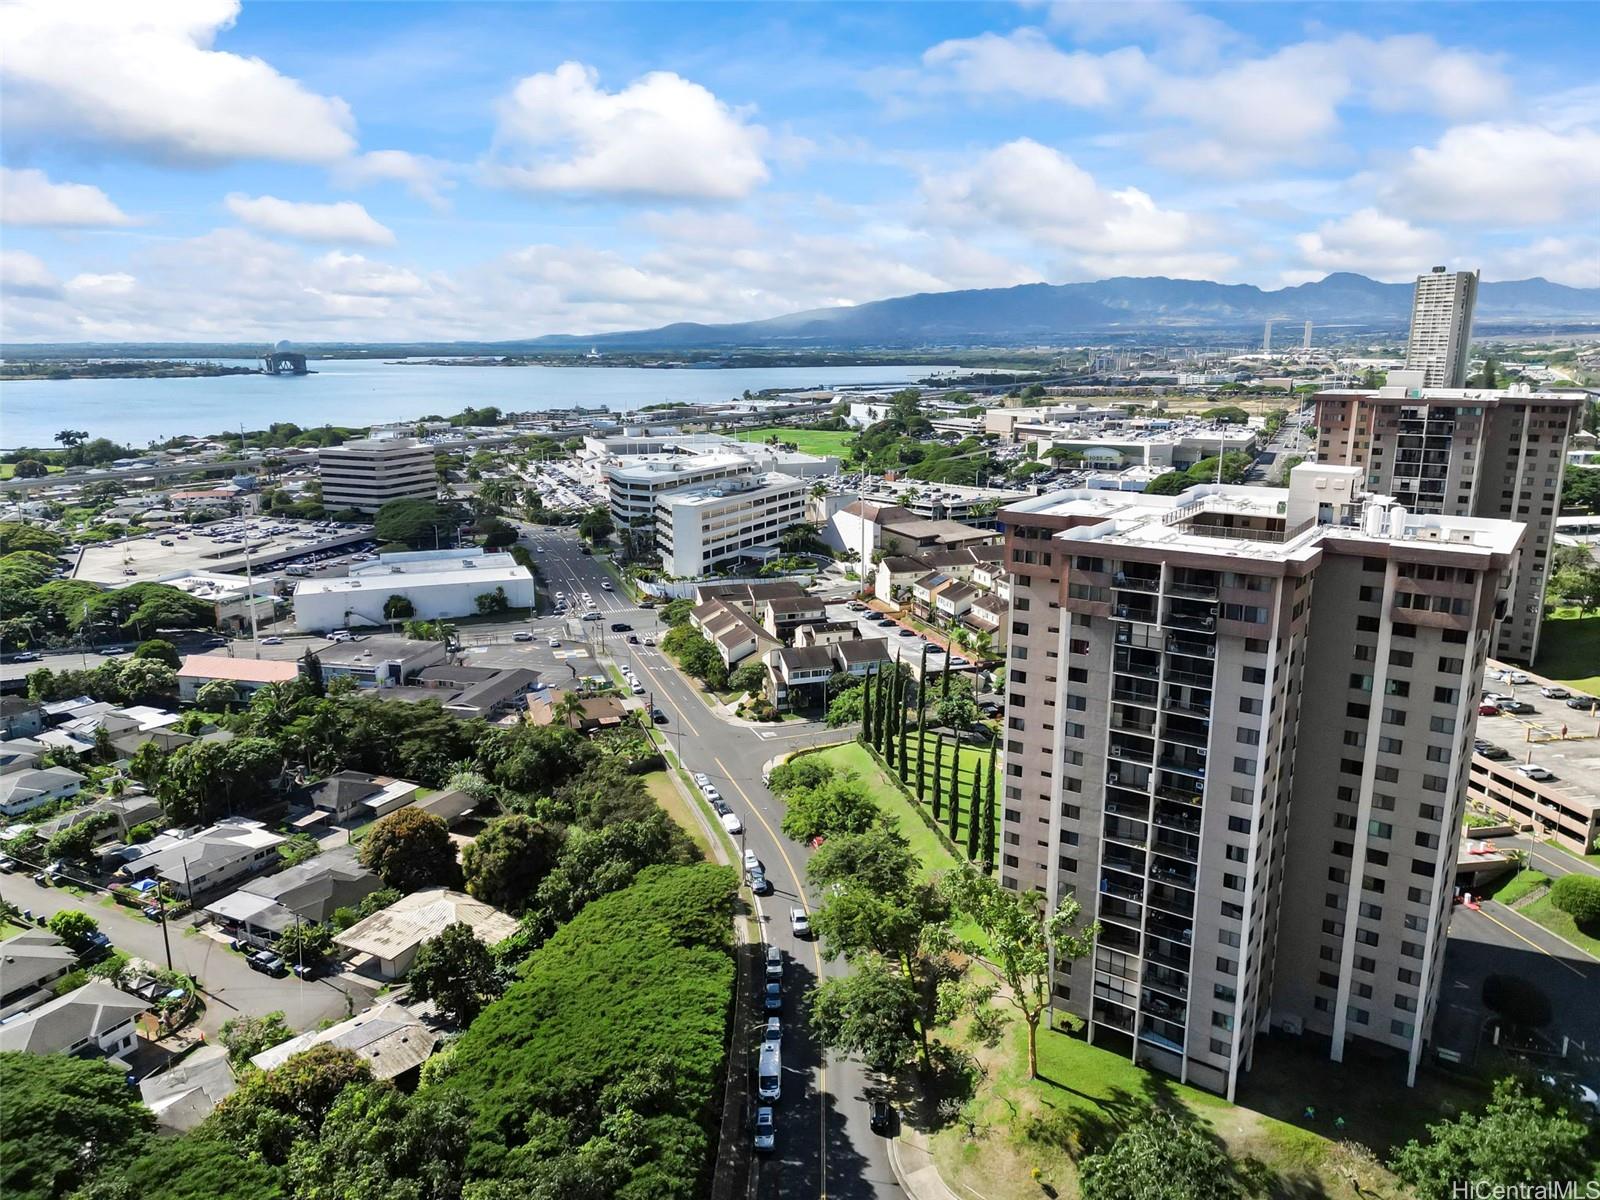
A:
[1533, 608, 1600, 693]
[1491, 867, 1550, 905]
[641, 768, 714, 861]
[734, 426, 856, 457]
[0, 463, 64, 480]
[810, 741, 962, 880]
[1520, 893, 1600, 959]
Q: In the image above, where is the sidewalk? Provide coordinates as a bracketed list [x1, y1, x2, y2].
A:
[887, 1122, 963, 1200]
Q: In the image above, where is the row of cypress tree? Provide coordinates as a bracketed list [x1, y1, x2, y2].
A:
[858, 643, 998, 874]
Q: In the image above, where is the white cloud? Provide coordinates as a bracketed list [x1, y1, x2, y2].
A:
[1382, 123, 1600, 224]
[1293, 208, 1446, 280]
[334, 150, 453, 211]
[921, 30, 1149, 107]
[65, 272, 138, 296]
[312, 252, 424, 296]
[1044, 0, 1236, 62]
[490, 62, 769, 200]
[0, 167, 138, 228]
[923, 139, 1225, 277]
[224, 194, 395, 246]
[1, 0, 356, 164]
[1480, 237, 1600, 289]
[0, 249, 60, 298]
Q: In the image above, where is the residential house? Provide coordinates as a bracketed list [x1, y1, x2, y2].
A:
[333, 888, 519, 979]
[0, 738, 46, 772]
[873, 555, 929, 603]
[30, 793, 162, 845]
[0, 981, 146, 1059]
[0, 767, 84, 817]
[413, 786, 476, 828]
[968, 593, 1009, 636]
[822, 500, 913, 566]
[204, 848, 379, 946]
[911, 571, 956, 619]
[306, 770, 420, 823]
[765, 636, 892, 711]
[792, 621, 858, 648]
[178, 655, 299, 703]
[691, 579, 810, 614]
[312, 637, 450, 688]
[0, 931, 77, 1018]
[878, 517, 997, 556]
[0, 698, 45, 739]
[251, 1001, 439, 1078]
[140, 1045, 238, 1132]
[690, 599, 781, 668]
[526, 690, 628, 734]
[933, 580, 980, 624]
[757, 593, 828, 642]
[118, 817, 284, 900]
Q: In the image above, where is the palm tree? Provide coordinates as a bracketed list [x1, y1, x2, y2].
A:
[552, 691, 587, 729]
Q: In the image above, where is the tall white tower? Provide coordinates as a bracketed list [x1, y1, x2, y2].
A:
[1302, 320, 1312, 351]
[1405, 267, 1478, 388]
[1262, 321, 1273, 354]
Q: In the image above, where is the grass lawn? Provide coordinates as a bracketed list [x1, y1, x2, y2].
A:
[641, 768, 714, 860]
[810, 742, 961, 880]
[0, 919, 25, 938]
[734, 426, 856, 458]
[1492, 867, 1550, 905]
[1519, 893, 1600, 959]
[0, 463, 64, 480]
[1533, 608, 1600, 693]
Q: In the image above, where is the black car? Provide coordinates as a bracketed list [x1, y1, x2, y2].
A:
[626, 634, 639, 644]
[610, 622, 632, 633]
[651, 707, 668, 724]
[579, 546, 592, 555]
[869, 1098, 894, 1134]
[248, 950, 287, 977]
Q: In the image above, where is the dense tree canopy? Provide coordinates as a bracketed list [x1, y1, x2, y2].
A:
[1079, 1112, 1244, 1200]
[0, 1053, 154, 1200]
[462, 815, 562, 914]
[358, 807, 462, 893]
[407, 921, 503, 1026]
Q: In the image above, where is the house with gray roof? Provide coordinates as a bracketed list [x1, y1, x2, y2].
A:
[140, 1045, 238, 1131]
[0, 980, 146, 1059]
[204, 848, 379, 946]
[0, 930, 77, 1019]
[250, 1001, 438, 1078]
[0, 766, 84, 817]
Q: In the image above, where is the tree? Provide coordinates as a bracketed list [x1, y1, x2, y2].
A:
[946, 752, 961, 842]
[826, 686, 865, 727]
[965, 759, 983, 861]
[358, 806, 461, 892]
[1548, 562, 1600, 616]
[808, 958, 923, 1073]
[276, 920, 333, 966]
[1144, 470, 1192, 495]
[76, 1134, 285, 1200]
[374, 499, 455, 550]
[946, 874, 1099, 1080]
[285, 1081, 471, 1200]
[859, 665, 875, 745]
[461, 814, 562, 914]
[207, 1045, 373, 1165]
[780, 775, 882, 843]
[220, 1010, 296, 1064]
[474, 586, 511, 615]
[809, 825, 917, 897]
[0, 1052, 154, 1200]
[1548, 873, 1600, 925]
[46, 908, 101, 953]
[407, 920, 503, 1025]
[1079, 1111, 1244, 1200]
[193, 678, 240, 712]
[132, 638, 180, 668]
[1390, 1078, 1592, 1200]
[982, 742, 998, 873]
[729, 660, 767, 695]
[302, 649, 325, 697]
[11, 458, 48, 479]
[930, 733, 944, 820]
[578, 505, 615, 544]
[384, 594, 416, 620]
[158, 737, 281, 825]
[938, 694, 978, 732]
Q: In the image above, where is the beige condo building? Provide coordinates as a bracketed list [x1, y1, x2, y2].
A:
[998, 465, 1523, 1098]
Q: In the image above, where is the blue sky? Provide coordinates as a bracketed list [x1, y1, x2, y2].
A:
[2, 0, 1596, 343]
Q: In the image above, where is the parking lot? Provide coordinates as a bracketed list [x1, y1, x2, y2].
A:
[1473, 665, 1600, 793]
[73, 516, 374, 584]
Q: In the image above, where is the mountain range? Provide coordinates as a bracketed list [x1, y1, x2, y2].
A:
[526, 273, 1600, 350]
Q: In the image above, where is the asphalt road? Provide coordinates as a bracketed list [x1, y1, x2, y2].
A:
[510, 528, 902, 1198]
[0, 869, 359, 1037]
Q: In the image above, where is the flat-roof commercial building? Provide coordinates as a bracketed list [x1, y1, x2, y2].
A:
[292, 548, 534, 632]
[655, 472, 808, 578]
[1314, 384, 1582, 663]
[318, 438, 435, 514]
[998, 464, 1523, 1099]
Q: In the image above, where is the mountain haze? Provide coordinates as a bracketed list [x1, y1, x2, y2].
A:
[529, 273, 1600, 349]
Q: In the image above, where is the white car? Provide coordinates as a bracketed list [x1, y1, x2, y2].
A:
[719, 810, 743, 835]
[513, 631, 533, 642]
[631, 683, 645, 695]
[790, 908, 811, 938]
[1499, 670, 1530, 685]
[743, 850, 763, 874]
[1513, 764, 1556, 781]
[703, 786, 722, 803]
[548, 638, 561, 648]
[601, 581, 613, 590]
[259, 636, 284, 646]
[692, 773, 710, 788]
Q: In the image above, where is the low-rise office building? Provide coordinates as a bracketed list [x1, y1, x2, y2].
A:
[178, 655, 299, 703]
[317, 437, 436, 513]
[655, 472, 808, 578]
[293, 548, 535, 632]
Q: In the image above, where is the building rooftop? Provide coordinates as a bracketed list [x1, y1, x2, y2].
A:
[656, 472, 804, 509]
[140, 1045, 237, 1132]
[1473, 690, 1600, 814]
[177, 655, 300, 684]
[0, 981, 146, 1055]
[313, 637, 447, 668]
[294, 561, 531, 598]
[250, 1001, 437, 1078]
[333, 889, 518, 960]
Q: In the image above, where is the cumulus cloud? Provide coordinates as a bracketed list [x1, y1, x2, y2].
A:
[1, 0, 356, 164]
[1381, 123, 1600, 225]
[334, 150, 453, 211]
[1480, 237, 1600, 289]
[65, 272, 138, 296]
[490, 62, 770, 199]
[1044, 0, 1236, 62]
[1293, 208, 1446, 280]
[922, 139, 1227, 277]
[224, 194, 396, 245]
[922, 30, 1149, 106]
[0, 249, 60, 298]
[0, 167, 138, 228]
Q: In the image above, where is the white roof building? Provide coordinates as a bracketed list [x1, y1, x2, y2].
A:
[333, 888, 519, 979]
[293, 547, 534, 632]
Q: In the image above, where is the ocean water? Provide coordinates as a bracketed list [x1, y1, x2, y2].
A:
[0, 358, 944, 450]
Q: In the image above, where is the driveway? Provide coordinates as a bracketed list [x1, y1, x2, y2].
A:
[0, 872, 363, 1036]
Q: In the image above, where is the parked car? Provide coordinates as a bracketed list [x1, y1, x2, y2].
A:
[720, 811, 744, 835]
[1567, 696, 1600, 712]
[651, 707, 668, 724]
[248, 951, 287, 977]
[141, 904, 163, 920]
[743, 850, 763, 874]
[1498, 670, 1530, 685]
[693, 773, 710, 788]
[1540, 686, 1570, 699]
[1478, 703, 1501, 716]
[790, 907, 811, 938]
[1497, 700, 1534, 715]
[765, 945, 784, 980]
[1513, 764, 1555, 781]
[753, 1107, 776, 1153]
[748, 868, 772, 896]
[711, 799, 732, 817]
[703, 786, 722, 803]
[763, 982, 782, 1011]
[1476, 745, 1511, 761]
[764, 1017, 782, 1043]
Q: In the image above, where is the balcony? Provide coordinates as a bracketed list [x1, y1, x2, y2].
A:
[1105, 793, 1150, 821]
[1155, 782, 1203, 805]
[1103, 847, 1147, 876]
[1143, 964, 1189, 998]
[1113, 601, 1159, 625]
[1146, 883, 1195, 918]
[1166, 667, 1214, 689]
[1166, 637, 1216, 659]
[1106, 763, 1150, 792]
[1113, 569, 1161, 593]
[1103, 815, 1149, 847]
[1144, 941, 1191, 973]
[1113, 650, 1162, 680]
[1165, 602, 1218, 632]
[1098, 874, 1144, 902]
[1150, 859, 1196, 889]
[1147, 914, 1193, 945]
[1139, 1017, 1186, 1054]
[1168, 576, 1219, 600]
[1114, 683, 1160, 706]
[1111, 713, 1157, 737]
[1110, 738, 1154, 765]
[1153, 831, 1199, 863]
[1162, 721, 1209, 750]
[1162, 692, 1211, 718]
[1093, 1001, 1136, 1033]
[1152, 805, 1201, 835]
[1158, 753, 1206, 778]
[1099, 923, 1141, 954]
[1141, 992, 1187, 1024]
[1098, 896, 1144, 927]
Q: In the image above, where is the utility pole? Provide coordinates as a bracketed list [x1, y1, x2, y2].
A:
[156, 883, 173, 972]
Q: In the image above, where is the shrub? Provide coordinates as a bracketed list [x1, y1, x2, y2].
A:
[1548, 874, 1600, 925]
